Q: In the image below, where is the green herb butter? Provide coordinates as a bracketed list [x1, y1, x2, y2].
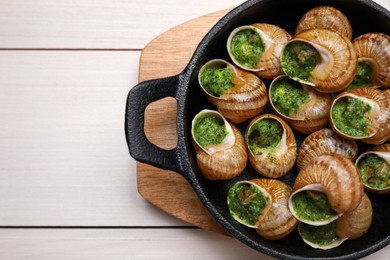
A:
[230, 28, 265, 69]
[346, 60, 373, 90]
[291, 190, 337, 222]
[358, 153, 390, 189]
[228, 182, 270, 226]
[298, 222, 340, 246]
[331, 96, 372, 137]
[199, 64, 235, 97]
[246, 118, 283, 155]
[193, 114, 228, 148]
[281, 41, 320, 81]
[270, 77, 310, 117]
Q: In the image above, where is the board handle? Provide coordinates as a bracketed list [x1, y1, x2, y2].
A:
[125, 75, 183, 174]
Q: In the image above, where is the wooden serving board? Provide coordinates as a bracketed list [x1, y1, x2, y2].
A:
[137, 9, 233, 235]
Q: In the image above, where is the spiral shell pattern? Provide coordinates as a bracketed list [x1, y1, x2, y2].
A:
[296, 6, 353, 40]
[251, 179, 298, 240]
[297, 128, 358, 170]
[293, 154, 364, 214]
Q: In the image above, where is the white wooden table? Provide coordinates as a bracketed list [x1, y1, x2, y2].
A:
[0, 0, 389, 259]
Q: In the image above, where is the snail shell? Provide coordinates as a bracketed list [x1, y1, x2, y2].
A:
[329, 88, 390, 145]
[227, 180, 272, 228]
[336, 193, 373, 240]
[269, 75, 332, 134]
[290, 154, 364, 224]
[191, 109, 247, 180]
[298, 193, 372, 250]
[281, 29, 358, 93]
[296, 6, 353, 40]
[297, 128, 359, 171]
[245, 114, 297, 178]
[250, 179, 298, 240]
[355, 143, 390, 194]
[348, 33, 390, 89]
[198, 59, 268, 124]
[227, 24, 291, 78]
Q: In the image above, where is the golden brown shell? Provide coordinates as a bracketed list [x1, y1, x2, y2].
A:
[329, 88, 390, 145]
[282, 29, 358, 93]
[352, 33, 390, 88]
[227, 24, 291, 79]
[292, 154, 364, 214]
[355, 143, 390, 194]
[296, 6, 353, 40]
[297, 128, 359, 171]
[198, 59, 268, 124]
[246, 114, 297, 178]
[250, 179, 298, 240]
[269, 75, 333, 134]
[192, 110, 247, 180]
[336, 193, 372, 240]
[251, 23, 292, 79]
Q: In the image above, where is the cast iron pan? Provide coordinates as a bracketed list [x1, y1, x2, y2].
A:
[125, 0, 390, 258]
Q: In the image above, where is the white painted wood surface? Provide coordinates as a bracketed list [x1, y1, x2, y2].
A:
[0, 0, 388, 259]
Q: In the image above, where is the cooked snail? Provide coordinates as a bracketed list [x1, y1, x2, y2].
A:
[228, 179, 297, 239]
[269, 75, 332, 134]
[347, 33, 390, 89]
[298, 193, 372, 249]
[245, 114, 297, 178]
[280, 29, 358, 93]
[295, 6, 353, 40]
[227, 24, 291, 79]
[289, 154, 364, 225]
[297, 128, 359, 171]
[355, 143, 390, 194]
[329, 88, 390, 145]
[198, 59, 267, 124]
[191, 109, 247, 180]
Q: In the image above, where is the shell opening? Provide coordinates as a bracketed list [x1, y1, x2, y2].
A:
[281, 39, 334, 86]
[198, 59, 237, 98]
[227, 181, 272, 228]
[330, 94, 379, 138]
[346, 58, 376, 90]
[191, 109, 235, 155]
[356, 152, 390, 191]
[269, 75, 310, 119]
[288, 184, 342, 226]
[245, 116, 284, 156]
[298, 221, 347, 250]
[227, 25, 271, 71]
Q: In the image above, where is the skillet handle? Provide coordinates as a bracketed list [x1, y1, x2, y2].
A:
[125, 75, 183, 174]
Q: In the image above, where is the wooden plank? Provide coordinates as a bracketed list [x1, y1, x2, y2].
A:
[0, 229, 388, 259]
[0, 0, 246, 49]
[0, 50, 187, 227]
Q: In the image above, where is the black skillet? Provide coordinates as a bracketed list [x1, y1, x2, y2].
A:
[125, 0, 390, 258]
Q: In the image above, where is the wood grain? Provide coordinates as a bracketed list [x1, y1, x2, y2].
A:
[138, 9, 233, 235]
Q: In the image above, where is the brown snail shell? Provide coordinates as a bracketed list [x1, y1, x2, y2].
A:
[351, 33, 390, 88]
[245, 114, 297, 178]
[227, 180, 272, 228]
[249, 179, 298, 240]
[298, 193, 372, 250]
[191, 109, 247, 180]
[355, 143, 390, 194]
[336, 193, 373, 240]
[281, 29, 358, 93]
[269, 75, 332, 134]
[296, 6, 353, 40]
[227, 24, 291, 78]
[329, 88, 390, 145]
[198, 59, 267, 124]
[297, 128, 359, 171]
[290, 154, 364, 219]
